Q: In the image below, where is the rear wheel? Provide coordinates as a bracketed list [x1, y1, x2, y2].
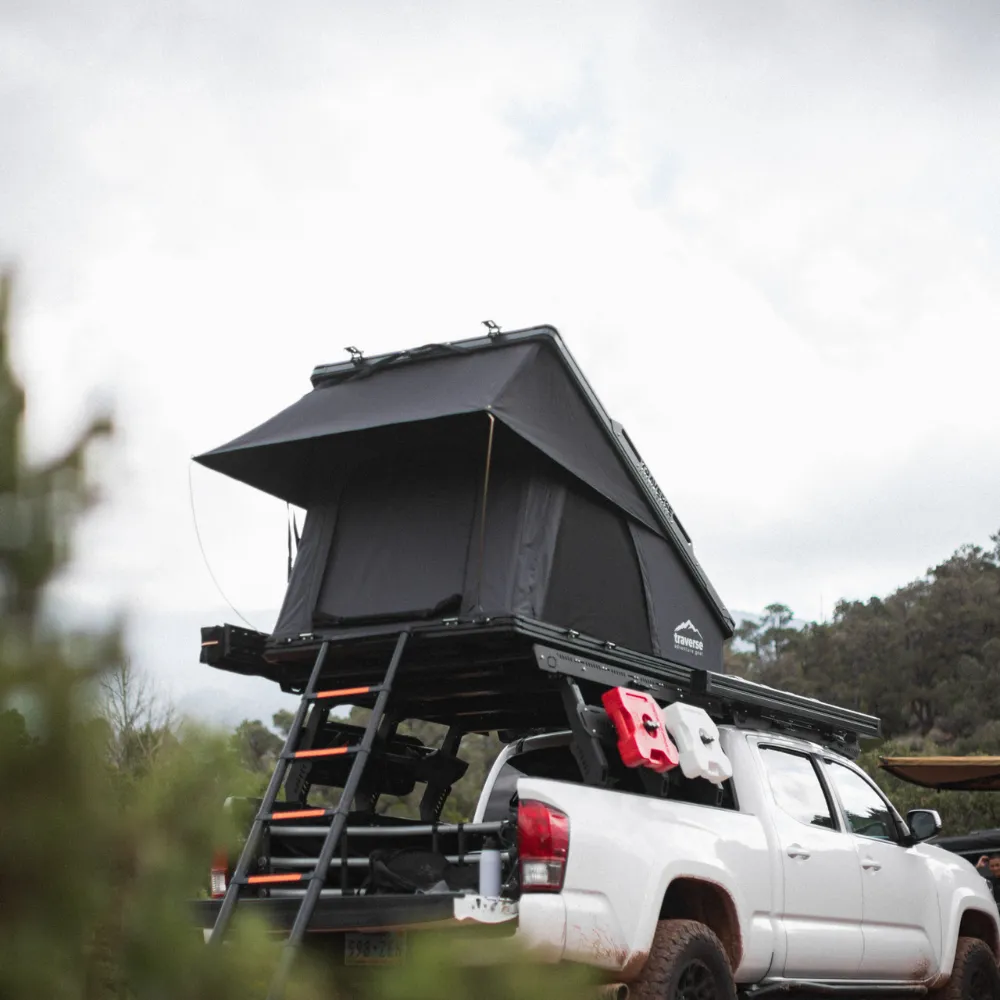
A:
[930, 937, 1000, 1000]
[630, 918, 736, 1000]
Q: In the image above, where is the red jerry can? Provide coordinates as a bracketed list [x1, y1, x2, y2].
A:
[600, 687, 679, 773]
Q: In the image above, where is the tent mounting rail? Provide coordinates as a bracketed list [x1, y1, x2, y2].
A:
[532, 643, 879, 751]
[201, 616, 880, 754]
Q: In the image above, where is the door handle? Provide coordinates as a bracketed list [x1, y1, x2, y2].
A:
[861, 858, 882, 871]
[787, 845, 811, 860]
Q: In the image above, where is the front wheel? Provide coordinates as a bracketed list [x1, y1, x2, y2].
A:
[630, 918, 737, 1000]
[930, 937, 1000, 1000]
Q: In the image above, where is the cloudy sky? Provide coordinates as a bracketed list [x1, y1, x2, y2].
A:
[3, 1, 999, 717]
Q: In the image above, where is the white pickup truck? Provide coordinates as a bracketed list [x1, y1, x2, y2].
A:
[201, 707, 1000, 1000]
[470, 722, 1000, 1000]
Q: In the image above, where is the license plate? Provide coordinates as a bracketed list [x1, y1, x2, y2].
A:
[344, 931, 406, 966]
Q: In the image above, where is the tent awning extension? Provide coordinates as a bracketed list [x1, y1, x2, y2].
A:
[879, 756, 1000, 791]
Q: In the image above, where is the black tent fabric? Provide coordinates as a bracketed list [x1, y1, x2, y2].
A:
[196, 340, 659, 531]
[542, 487, 652, 653]
[195, 329, 733, 671]
[313, 445, 478, 626]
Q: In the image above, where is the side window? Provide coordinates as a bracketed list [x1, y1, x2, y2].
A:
[759, 747, 836, 830]
[823, 760, 897, 842]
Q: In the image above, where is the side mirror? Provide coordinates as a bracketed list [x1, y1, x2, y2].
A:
[907, 808, 942, 843]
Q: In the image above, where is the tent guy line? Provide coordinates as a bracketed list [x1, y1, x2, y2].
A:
[187, 459, 260, 633]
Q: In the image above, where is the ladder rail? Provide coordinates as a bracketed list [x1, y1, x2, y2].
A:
[267, 629, 410, 1000]
[208, 640, 331, 946]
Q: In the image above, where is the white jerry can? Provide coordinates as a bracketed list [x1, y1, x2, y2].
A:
[662, 702, 733, 785]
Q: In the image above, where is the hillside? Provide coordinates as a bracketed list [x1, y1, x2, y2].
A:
[727, 536, 1000, 831]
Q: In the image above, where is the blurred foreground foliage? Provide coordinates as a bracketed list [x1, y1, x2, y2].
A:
[0, 271, 584, 1000]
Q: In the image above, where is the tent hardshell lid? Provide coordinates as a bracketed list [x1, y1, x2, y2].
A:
[195, 330, 733, 662]
[879, 756, 1000, 791]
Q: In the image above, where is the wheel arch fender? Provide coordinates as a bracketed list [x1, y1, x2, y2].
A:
[632, 869, 744, 975]
[936, 894, 1000, 982]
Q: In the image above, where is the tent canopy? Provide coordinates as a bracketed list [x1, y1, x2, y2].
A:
[880, 756, 1000, 791]
[196, 338, 661, 528]
[194, 327, 734, 666]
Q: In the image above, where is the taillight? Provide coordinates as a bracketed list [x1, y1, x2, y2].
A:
[517, 800, 569, 892]
[210, 848, 229, 899]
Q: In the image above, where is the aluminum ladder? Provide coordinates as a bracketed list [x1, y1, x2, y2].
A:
[207, 630, 410, 999]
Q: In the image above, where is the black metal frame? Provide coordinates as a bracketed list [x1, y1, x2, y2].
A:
[202, 615, 880, 753]
[261, 818, 511, 903]
[192, 892, 518, 935]
[558, 676, 611, 786]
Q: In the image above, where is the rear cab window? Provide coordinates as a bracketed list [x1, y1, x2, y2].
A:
[482, 739, 738, 821]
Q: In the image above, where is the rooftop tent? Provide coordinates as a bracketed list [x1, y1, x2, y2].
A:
[195, 328, 734, 671]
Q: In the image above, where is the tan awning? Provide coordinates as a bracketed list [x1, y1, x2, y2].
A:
[879, 756, 1000, 791]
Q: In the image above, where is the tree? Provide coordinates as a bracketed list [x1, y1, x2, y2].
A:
[232, 718, 284, 773]
[0, 272, 112, 624]
[99, 658, 175, 775]
[745, 535, 1000, 747]
[722, 638, 755, 678]
[735, 604, 797, 666]
[272, 708, 295, 738]
[738, 528, 1000, 833]
[757, 603, 797, 660]
[0, 270, 324, 999]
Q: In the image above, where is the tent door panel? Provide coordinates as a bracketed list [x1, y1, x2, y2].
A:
[314, 456, 478, 626]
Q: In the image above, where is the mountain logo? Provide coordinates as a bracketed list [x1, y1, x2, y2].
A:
[673, 619, 704, 656]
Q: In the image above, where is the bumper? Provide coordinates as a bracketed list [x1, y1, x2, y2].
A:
[513, 894, 568, 962]
[515, 892, 635, 972]
[193, 893, 518, 934]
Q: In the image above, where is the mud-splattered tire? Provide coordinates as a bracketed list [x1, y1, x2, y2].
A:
[630, 918, 737, 1000]
[930, 937, 1000, 1000]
